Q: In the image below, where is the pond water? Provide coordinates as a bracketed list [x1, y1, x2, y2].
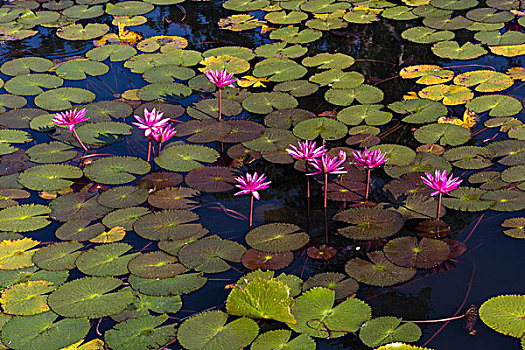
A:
[0, 0, 524, 349]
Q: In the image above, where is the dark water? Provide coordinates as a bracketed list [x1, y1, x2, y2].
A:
[1, 1, 524, 349]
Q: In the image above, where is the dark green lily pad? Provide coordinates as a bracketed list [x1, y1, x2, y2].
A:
[134, 209, 206, 241]
[481, 190, 525, 211]
[128, 251, 187, 279]
[84, 156, 150, 185]
[269, 27, 322, 44]
[501, 217, 525, 239]
[265, 108, 316, 129]
[242, 249, 294, 270]
[242, 92, 298, 114]
[487, 140, 525, 166]
[25, 142, 77, 164]
[155, 144, 219, 172]
[47, 276, 134, 318]
[359, 317, 422, 348]
[325, 84, 384, 106]
[129, 273, 207, 296]
[383, 236, 450, 268]
[32, 241, 83, 271]
[468, 171, 507, 190]
[0, 188, 30, 209]
[302, 272, 359, 300]
[243, 128, 298, 153]
[55, 220, 106, 241]
[384, 152, 452, 179]
[333, 207, 405, 240]
[178, 310, 259, 350]
[273, 80, 319, 97]
[102, 206, 150, 231]
[0, 108, 47, 129]
[75, 243, 139, 276]
[369, 144, 414, 166]
[148, 186, 199, 209]
[338, 104, 392, 126]
[345, 251, 417, 287]
[178, 236, 246, 273]
[18, 164, 82, 191]
[401, 26, 455, 43]
[442, 187, 494, 211]
[289, 287, 371, 338]
[443, 146, 493, 169]
[293, 117, 347, 140]
[49, 192, 111, 222]
[245, 223, 309, 253]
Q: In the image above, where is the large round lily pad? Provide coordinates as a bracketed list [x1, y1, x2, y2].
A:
[34, 87, 96, 111]
[479, 295, 525, 338]
[84, 156, 150, 185]
[383, 237, 450, 268]
[333, 207, 405, 240]
[133, 209, 206, 241]
[75, 243, 139, 276]
[345, 251, 416, 286]
[178, 237, 246, 273]
[245, 223, 309, 253]
[56, 23, 109, 40]
[155, 144, 219, 172]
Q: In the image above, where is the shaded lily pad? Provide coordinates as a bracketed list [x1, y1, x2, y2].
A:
[383, 237, 450, 268]
[139, 171, 183, 191]
[178, 310, 259, 350]
[243, 128, 298, 152]
[0, 57, 52, 76]
[334, 207, 405, 239]
[345, 251, 417, 286]
[128, 251, 187, 279]
[97, 186, 148, 208]
[338, 104, 392, 126]
[49, 192, 111, 222]
[293, 117, 347, 140]
[273, 80, 319, 97]
[185, 167, 236, 193]
[84, 156, 150, 185]
[219, 120, 266, 143]
[75, 243, 139, 276]
[325, 84, 384, 106]
[487, 140, 525, 166]
[134, 209, 206, 241]
[251, 330, 315, 350]
[179, 236, 246, 273]
[48, 276, 134, 318]
[245, 223, 309, 253]
[481, 190, 525, 211]
[302, 272, 359, 299]
[0, 129, 32, 156]
[32, 241, 83, 271]
[466, 95, 523, 117]
[442, 187, 494, 211]
[0, 108, 46, 129]
[443, 146, 493, 169]
[501, 217, 525, 239]
[289, 287, 371, 338]
[359, 317, 422, 348]
[0, 188, 30, 209]
[384, 152, 452, 179]
[148, 186, 199, 209]
[242, 249, 294, 270]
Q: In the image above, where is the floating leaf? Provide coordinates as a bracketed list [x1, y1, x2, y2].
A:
[84, 156, 149, 185]
[443, 146, 493, 169]
[155, 144, 219, 172]
[0, 280, 55, 315]
[253, 58, 307, 82]
[134, 209, 206, 241]
[128, 251, 186, 279]
[148, 186, 199, 209]
[178, 237, 246, 273]
[418, 84, 474, 105]
[479, 295, 525, 338]
[242, 249, 294, 270]
[345, 251, 416, 287]
[4, 73, 63, 96]
[86, 44, 137, 62]
[55, 59, 108, 80]
[250, 330, 315, 350]
[501, 217, 525, 239]
[75, 243, 139, 277]
[56, 23, 109, 40]
[105, 1, 153, 16]
[178, 310, 259, 350]
[50, 192, 110, 222]
[289, 287, 371, 338]
[0, 57, 52, 76]
[47, 276, 134, 318]
[245, 223, 309, 252]
[184, 167, 235, 193]
[97, 186, 148, 208]
[333, 207, 405, 239]
[388, 98, 447, 124]
[242, 92, 298, 114]
[293, 117, 347, 140]
[401, 27, 454, 43]
[26, 142, 77, 164]
[325, 84, 384, 106]
[432, 41, 487, 60]
[481, 190, 525, 211]
[269, 26, 322, 44]
[302, 272, 359, 299]
[32, 241, 83, 271]
[383, 237, 450, 268]
[226, 276, 295, 323]
[441, 187, 494, 211]
[360, 317, 422, 348]
[0, 188, 29, 208]
[105, 315, 176, 350]
[18, 164, 83, 191]
[89, 226, 127, 243]
[34, 87, 95, 111]
[0, 129, 32, 156]
[129, 273, 207, 296]
[414, 123, 471, 146]
[0, 205, 50, 233]
[55, 220, 106, 241]
[466, 95, 523, 117]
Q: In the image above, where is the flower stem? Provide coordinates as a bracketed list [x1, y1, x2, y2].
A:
[147, 140, 152, 163]
[305, 161, 310, 198]
[158, 142, 162, 155]
[365, 168, 371, 201]
[402, 315, 465, 324]
[72, 128, 88, 152]
[437, 192, 442, 219]
[218, 88, 222, 121]
[324, 173, 328, 208]
[249, 195, 254, 228]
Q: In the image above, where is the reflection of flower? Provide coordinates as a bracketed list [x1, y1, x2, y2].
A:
[421, 170, 462, 196]
[132, 108, 170, 138]
[52, 108, 90, 132]
[286, 140, 326, 162]
[308, 151, 347, 175]
[151, 124, 177, 143]
[352, 148, 388, 168]
[205, 69, 237, 88]
[234, 172, 271, 200]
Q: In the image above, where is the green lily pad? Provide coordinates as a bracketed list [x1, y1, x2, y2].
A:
[443, 146, 493, 169]
[243, 128, 298, 153]
[441, 187, 494, 211]
[269, 27, 322, 44]
[333, 207, 405, 240]
[18, 164, 83, 191]
[0, 311, 90, 350]
[178, 236, 246, 273]
[102, 207, 150, 231]
[84, 156, 150, 185]
[56, 23, 109, 40]
[0, 280, 56, 315]
[481, 190, 525, 211]
[47, 276, 134, 318]
[74, 121, 131, 146]
[178, 310, 259, 350]
[226, 276, 295, 323]
[383, 237, 450, 268]
[4, 74, 63, 96]
[129, 272, 207, 296]
[343, 9, 380, 23]
[155, 144, 219, 172]
[0, 94, 27, 113]
[62, 4, 103, 18]
[251, 330, 315, 350]
[55, 59, 109, 80]
[34, 87, 95, 111]
[128, 251, 186, 279]
[242, 92, 298, 114]
[432, 41, 488, 60]
[253, 58, 307, 82]
[487, 140, 525, 166]
[255, 42, 308, 59]
[370, 144, 415, 166]
[302, 52, 354, 70]
[0, 188, 30, 209]
[423, 15, 473, 30]
[49, 192, 111, 222]
[401, 26, 455, 43]
[388, 98, 448, 124]
[32, 241, 83, 271]
[0, 57, 52, 76]
[105, 314, 176, 350]
[289, 287, 371, 338]
[345, 251, 416, 286]
[414, 123, 471, 146]
[75, 243, 139, 277]
[137, 82, 192, 101]
[0, 129, 32, 156]
[302, 272, 359, 300]
[382, 6, 419, 20]
[55, 220, 106, 241]
[265, 108, 315, 128]
[133, 209, 206, 241]
[86, 44, 137, 62]
[475, 30, 525, 46]
[430, 0, 479, 10]
[245, 223, 309, 253]
[325, 84, 384, 106]
[501, 217, 525, 239]
[293, 117, 347, 140]
[479, 295, 525, 338]
[84, 100, 132, 121]
[97, 186, 148, 208]
[273, 80, 319, 97]
[359, 317, 422, 348]
[203, 46, 255, 61]
[467, 7, 514, 22]
[466, 95, 523, 117]
[265, 10, 308, 24]
[26, 142, 77, 164]
[338, 104, 392, 126]
[223, 0, 269, 11]
[105, 1, 154, 16]
[143, 65, 195, 83]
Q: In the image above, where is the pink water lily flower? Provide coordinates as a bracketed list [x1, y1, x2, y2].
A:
[352, 148, 389, 169]
[234, 172, 271, 200]
[205, 69, 237, 88]
[286, 140, 327, 162]
[52, 108, 90, 132]
[308, 151, 348, 176]
[151, 124, 177, 144]
[421, 170, 462, 196]
[132, 108, 170, 138]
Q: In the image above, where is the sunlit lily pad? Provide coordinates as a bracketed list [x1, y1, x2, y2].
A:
[86, 44, 137, 62]
[384, 237, 450, 268]
[370, 144, 415, 166]
[466, 95, 523, 117]
[48, 276, 134, 318]
[155, 144, 219, 172]
[388, 98, 447, 124]
[184, 167, 236, 193]
[302, 272, 359, 299]
[178, 310, 259, 350]
[179, 236, 246, 273]
[338, 104, 392, 126]
[400, 65, 454, 84]
[203, 46, 255, 61]
[62, 4, 103, 19]
[32, 241, 83, 271]
[443, 146, 493, 169]
[34, 87, 95, 111]
[134, 209, 206, 241]
[105, 0, 153, 16]
[289, 287, 371, 338]
[293, 117, 347, 140]
[26, 142, 77, 164]
[441, 187, 494, 211]
[345, 251, 416, 286]
[223, 0, 270, 11]
[251, 330, 315, 350]
[253, 58, 307, 82]
[401, 26, 454, 43]
[242, 92, 298, 114]
[479, 295, 525, 338]
[18, 164, 82, 191]
[245, 223, 309, 253]
[84, 156, 149, 185]
[0, 56, 52, 77]
[0, 280, 55, 315]
[0, 94, 26, 113]
[4, 74, 63, 96]
[302, 52, 354, 70]
[129, 272, 207, 296]
[360, 317, 422, 348]
[137, 82, 192, 101]
[56, 23, 109, 40]
[255, 42, 308, 59]
[75, 243, 138, 276]
[0, 129, 32, 156]
[55, 59, 108, 80]
[344, 9, 380, 23]
[453, 70, 513, 92]
[274, 80, 319, 97]
[333, 207, 405, 239]
[414, 123, 471, 146]
[269, 27, 322, 44]
[97, 186, 148, 208]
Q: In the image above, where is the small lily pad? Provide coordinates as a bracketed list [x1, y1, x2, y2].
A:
[302, 272, 359, 299]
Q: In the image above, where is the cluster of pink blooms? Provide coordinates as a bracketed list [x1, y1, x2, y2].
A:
[286, 140, 348, 175]
[205, 70, 237, 88]
[421, 170, 462, 196]
[133, 108, 176, 144]
[234, 172, 271, 200]
[352, 148, 389, 169]
[52, 108, 90, 132]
